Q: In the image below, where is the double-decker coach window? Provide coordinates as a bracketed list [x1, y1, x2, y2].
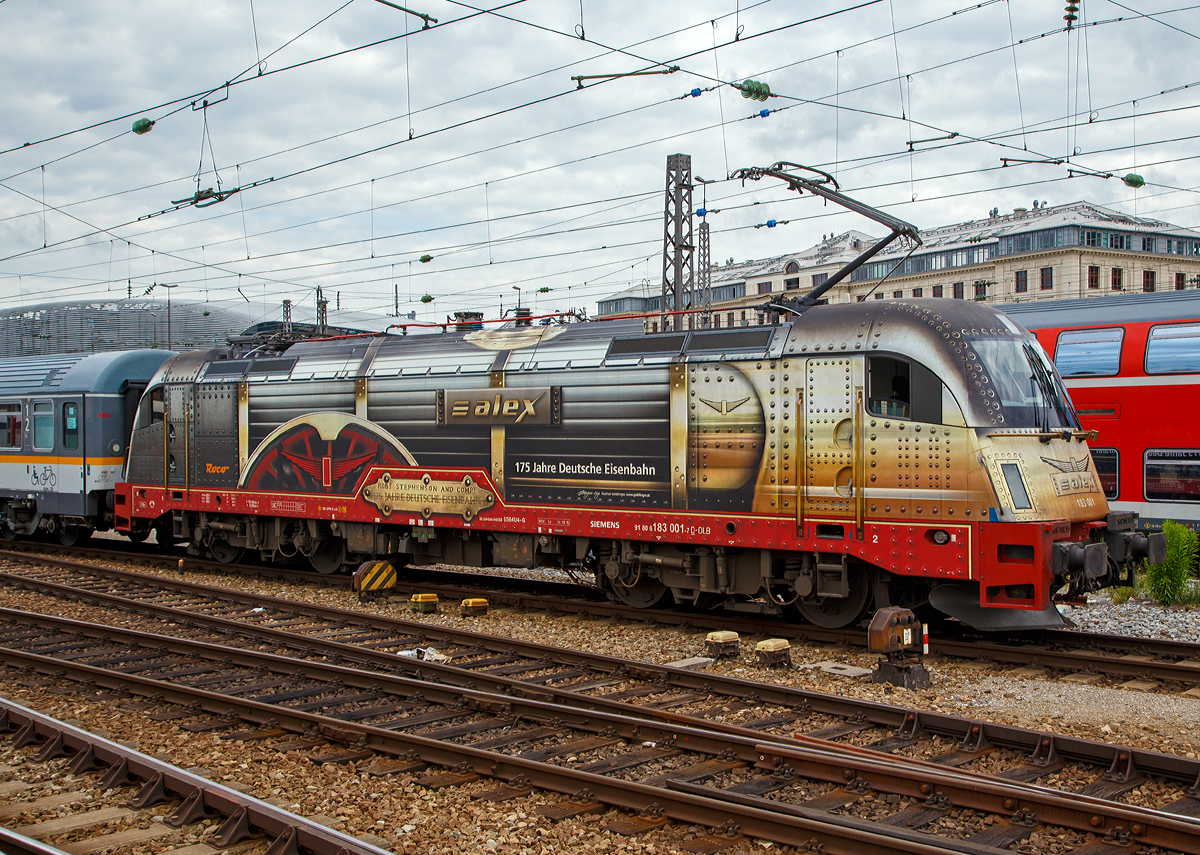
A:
[1054, 328, 1123, 376]
[1091, 448, 1119, 499]
[1145, 449, 1200, 502]
[1146, 323, 1200, 374]
[867, 356, 942, 423]
[0, 403, 20, 449]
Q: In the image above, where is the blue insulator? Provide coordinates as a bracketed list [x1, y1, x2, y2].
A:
[759, 109, 770, 118]
[690, 88, 702, 98]
[766, 219, 777, 228]
[696, 208, 707, 217]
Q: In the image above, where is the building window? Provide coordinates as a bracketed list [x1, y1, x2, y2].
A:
[953, 282, 964, 299]
[1040, 267, 1053, 290]
[874, 292, 884, 300]
[1143, 236, 1156, 252]
[1015, 270, 1028, 293]
[740, 310, 746, 326]
[1112, 267, 1123, 291]
[812, 272, 829, 289]
[974, 282, 987, 300]
[1143, 270, 1156, 293]
[1110, 233, 1127, 250]
[785, 261, 800, 274]
[933, 284, 943, 298]
[892, 290, 902, 299]
[727, 312, 734, 328]
[1088, 265, 1100, 289]
[784, 278, 799, 290]
[757, 282, 772, 294]
[1084, 230, 1100, 247]
[756, 312, 765, 325]
[1178, 272, 1188, 290]
[912, 287, 923, 297]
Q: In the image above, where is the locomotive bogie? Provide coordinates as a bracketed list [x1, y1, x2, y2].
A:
[115, 300, 1158, 631]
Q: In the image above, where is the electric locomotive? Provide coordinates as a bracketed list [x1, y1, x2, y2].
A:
[114, 165, 1164, 631]
[0, 349, 171, 543]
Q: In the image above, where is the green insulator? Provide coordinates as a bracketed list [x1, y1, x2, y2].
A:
[132, 118, 155, 135]
[537, 286, 551, 293]
[1064, 2, 1079, 23]
[1123, 173, 1145, 189]
[738, 80, 771, 102]
[419, 254, 433, 263]
[420, 293, 434, 303]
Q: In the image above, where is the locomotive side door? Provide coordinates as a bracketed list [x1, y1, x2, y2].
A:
[800, 357, 864, 530]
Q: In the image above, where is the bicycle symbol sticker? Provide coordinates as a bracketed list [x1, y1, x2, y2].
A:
[31, 465, 55, 488]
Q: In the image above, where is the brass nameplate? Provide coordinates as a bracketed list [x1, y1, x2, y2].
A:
[361, 472, 495, 521]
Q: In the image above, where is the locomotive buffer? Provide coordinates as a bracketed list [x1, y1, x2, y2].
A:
[868, 607, 930, 689]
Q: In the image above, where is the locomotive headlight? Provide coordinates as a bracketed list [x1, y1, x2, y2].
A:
[932, 529, 950, 545]
[111, 442, 121, 453]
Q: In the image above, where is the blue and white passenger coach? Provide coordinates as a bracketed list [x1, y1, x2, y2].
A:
[0, 350, 171, 544]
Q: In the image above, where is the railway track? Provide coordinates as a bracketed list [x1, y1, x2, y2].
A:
[1, 606, 1200, 855]
[0, 550, 1199, 852]
[0, 695, 390, 855]
[11, 540, 1198, 692]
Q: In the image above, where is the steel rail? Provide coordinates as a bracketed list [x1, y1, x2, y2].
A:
[2, 611, 1200, 854]
[0, 696, 393, 855]
[3, 553, 1200, 788]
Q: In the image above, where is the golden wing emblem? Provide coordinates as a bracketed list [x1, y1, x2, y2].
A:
[699, 396, 751, 415]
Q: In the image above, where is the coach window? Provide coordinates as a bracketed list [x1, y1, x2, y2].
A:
[1054, 327, 1124, 377]
[0, 403, 20, 450]
[1091, 448, 1119, 499]
[867, 356, 942, 423]
[1146, 323, 1200, 374]
[32, 402, 53, 450]
[62, 402, 79, 450]
[1145, 449, 1200, 502]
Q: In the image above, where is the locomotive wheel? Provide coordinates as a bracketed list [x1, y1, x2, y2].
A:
[154, 521, 175, 547]
[57, 524, 92, 547]
[209, 539, 245, 565]
[796, 569, 871, 629]
[608, 573, 669, 609]
[308, 537, 346, 574]
[125, 530, 149, 544]
[1, 525, 15, 542]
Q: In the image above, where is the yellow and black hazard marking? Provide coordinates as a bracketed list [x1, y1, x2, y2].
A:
[353, 560, 396, 597]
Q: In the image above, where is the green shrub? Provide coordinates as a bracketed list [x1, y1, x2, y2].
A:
[1142, 520, 1199, 606]
[1108, 586, 1135, 605]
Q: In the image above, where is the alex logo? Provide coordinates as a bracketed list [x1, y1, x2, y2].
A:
[453, 392, 542, 423]
[438, 387, 558, 426]
[206, 463, 231, 474]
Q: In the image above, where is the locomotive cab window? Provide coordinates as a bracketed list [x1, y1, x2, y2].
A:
[138, 387, 165, 428]
[0, 402, 20, 450]
[1054, 327, 1123, 377]
[867, 356, 941, 423]
[1146, 323, 1200, 374]
[62, 402, 79, 450]
[32, 402, 53, 450]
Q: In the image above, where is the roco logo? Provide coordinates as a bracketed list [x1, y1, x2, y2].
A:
[206, 463, 231, 474]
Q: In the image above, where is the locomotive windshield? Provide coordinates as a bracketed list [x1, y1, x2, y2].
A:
[967, 335, 1079, 430]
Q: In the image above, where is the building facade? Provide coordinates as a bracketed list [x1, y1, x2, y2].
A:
[596, 202, 1200, 324]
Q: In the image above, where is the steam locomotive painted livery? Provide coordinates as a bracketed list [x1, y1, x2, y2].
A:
[113, 299, 1161, 630]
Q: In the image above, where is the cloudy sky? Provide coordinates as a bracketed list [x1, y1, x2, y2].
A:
[2, 0, 1198, 326]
